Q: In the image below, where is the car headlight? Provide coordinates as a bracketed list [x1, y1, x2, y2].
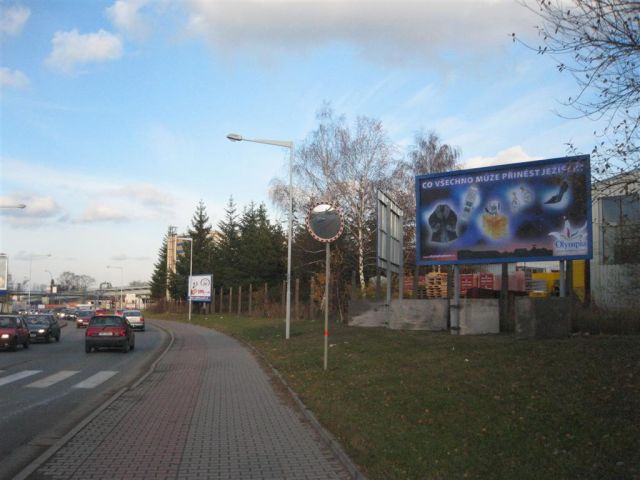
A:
[38, 329, 46, 333]
[1, 333, 9, 339]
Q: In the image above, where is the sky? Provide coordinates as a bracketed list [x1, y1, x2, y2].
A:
[0, 0, 605, 289]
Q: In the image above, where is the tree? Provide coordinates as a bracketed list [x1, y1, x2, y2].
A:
[57, 271, 95, 291]
[150, 233, 168, 299]
[212, 197, 242, 287]
[272, 104, 396, 292]
[172, 201, 215, 300]
[517, 0, 640, 183]
[237, 202, 286, 285]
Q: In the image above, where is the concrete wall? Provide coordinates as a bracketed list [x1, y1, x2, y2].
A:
[515, 297, 571, 339]
[388, 299, 448, 331]
[348, 299, 387, 328]
[348, 299, 448, 331]
[459, 299, 499, 335]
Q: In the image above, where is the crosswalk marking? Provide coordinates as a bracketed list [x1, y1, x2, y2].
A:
[26, 370, 80, 388]
[72, 371, 118, 389]
[0, 370, 42, 387]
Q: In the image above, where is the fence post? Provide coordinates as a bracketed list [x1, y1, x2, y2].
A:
[309, 276, 315, 320]
[262, 282, 267, 317]
[238, 285, 242, 316]
[212, 288, 216, 313]
[219, 287, 223, 313]
[295, 278, 300, 321]
[229, 287, 233, 314]
[249, 283, 253, 316]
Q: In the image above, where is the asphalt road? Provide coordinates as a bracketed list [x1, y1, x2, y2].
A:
[0, 320, 167, 480]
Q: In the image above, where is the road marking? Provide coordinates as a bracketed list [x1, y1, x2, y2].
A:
[26, 370, 80, 388]
[72, 371, 118, 389]
[0, 370, 42, 387]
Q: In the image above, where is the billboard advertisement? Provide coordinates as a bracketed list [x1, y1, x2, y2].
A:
[0, 254, 7, 296]
[188, 274, 213, 302]
[416, 155, 592, 265]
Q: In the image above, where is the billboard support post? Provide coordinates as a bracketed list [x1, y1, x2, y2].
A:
[451, 265, 460, 335]
[500, 263, 508, 329]
[559, 260, 566, 297]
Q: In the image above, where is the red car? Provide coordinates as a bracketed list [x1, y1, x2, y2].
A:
[0, 315, 30, 351]
[85, 315, 135, 353]
[76, 310, 93, 328]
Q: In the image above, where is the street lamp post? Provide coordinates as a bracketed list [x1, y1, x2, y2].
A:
[45, 269, 54, 303]
[0, 204, 26, 209]
[177, 237, 193, 322]
[106, 265, 124, 310]
[28, 254, 51, 309]
[227, 133, 294, 340]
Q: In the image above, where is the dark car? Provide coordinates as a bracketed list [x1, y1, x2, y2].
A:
[76, 310, 93, 328]
[85, 315, 135, 353]
[0, 315, 30, 351]
[24, 314, 61, 343]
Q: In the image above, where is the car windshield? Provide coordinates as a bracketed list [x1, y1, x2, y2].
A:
[90, 316, 123, 327]
[26, 317, 49, 326]
[124, 311, 141, 316]
[0, 317, 17, 328]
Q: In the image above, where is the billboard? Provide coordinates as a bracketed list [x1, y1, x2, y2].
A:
[377, 190, 403, 273]
[416, 155, 592, 265]
[188, 274, 213, 302]
[0, 254, 7, 296]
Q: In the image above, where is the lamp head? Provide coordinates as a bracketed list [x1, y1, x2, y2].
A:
[226, 133, 243, 142]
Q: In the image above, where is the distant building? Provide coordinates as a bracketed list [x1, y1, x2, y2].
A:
[590, 169, 640, 309]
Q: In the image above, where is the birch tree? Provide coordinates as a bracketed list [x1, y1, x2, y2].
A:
[272, 105, 396, 292]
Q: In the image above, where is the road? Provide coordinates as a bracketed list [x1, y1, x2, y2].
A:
[0, 320, 167, 480]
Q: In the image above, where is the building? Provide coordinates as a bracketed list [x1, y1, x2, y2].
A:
[590, 169, 640, 309]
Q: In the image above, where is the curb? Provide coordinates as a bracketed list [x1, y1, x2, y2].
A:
[232, 334, 368, 480]
[12, 321, 175, 480]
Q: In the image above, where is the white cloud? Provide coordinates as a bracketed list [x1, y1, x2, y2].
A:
[0, 4, 30, 37]
[77, 205, 129, 223]
[463, 146, 539, 169]
[106, 0, 150, 40]
[182, 0, 535, 66]
[46, 29, 123, 73]
[0, 194, 64, 228]
[0, 67, 29, 88]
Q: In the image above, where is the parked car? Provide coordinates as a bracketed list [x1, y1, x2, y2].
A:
[85, 315, 135, 353]
[122, 310, 145, 331]
[24, 314, 61, 343]
[76, 310, 93, 328]
[0, 315, 30, 351]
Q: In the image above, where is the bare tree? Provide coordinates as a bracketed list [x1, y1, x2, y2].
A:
[517, 0, 640, 184]
[391, 131, 461, 292]
[271, 105, 396, 292]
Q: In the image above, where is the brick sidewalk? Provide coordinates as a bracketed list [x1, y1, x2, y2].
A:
[29, 320, 352, 480]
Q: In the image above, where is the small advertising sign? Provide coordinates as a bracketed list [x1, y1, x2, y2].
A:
[188, 275, 212, 302]
[416, 155, 593, 265]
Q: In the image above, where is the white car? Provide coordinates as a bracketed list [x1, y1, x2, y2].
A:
[122, 310, 145, 331]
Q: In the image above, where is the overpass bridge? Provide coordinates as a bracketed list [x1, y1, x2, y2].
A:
[1, 283, 152, 310]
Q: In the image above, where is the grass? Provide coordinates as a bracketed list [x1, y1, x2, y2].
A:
[153, 312, 640, 480]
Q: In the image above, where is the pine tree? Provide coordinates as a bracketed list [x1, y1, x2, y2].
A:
[173, 201, 215, 300]
[150, 232, 169, 299]
[212, 197, 241, 287]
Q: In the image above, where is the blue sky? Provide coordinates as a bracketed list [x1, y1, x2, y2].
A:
[1, 0, 604, 289]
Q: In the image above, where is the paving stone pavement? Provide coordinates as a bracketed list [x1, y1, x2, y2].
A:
[28, 320, 352, 480]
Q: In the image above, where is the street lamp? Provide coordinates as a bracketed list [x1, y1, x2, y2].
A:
[227, 133, 294, 340]
[0, 204, 26, 209]
[106, 265, 124, 310]
[28, 254, 51, 308]
[44, 269, 54, 302]
[177, 237, 193, 322]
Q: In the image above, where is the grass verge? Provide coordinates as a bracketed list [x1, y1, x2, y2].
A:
[153, 312, 640, 480]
